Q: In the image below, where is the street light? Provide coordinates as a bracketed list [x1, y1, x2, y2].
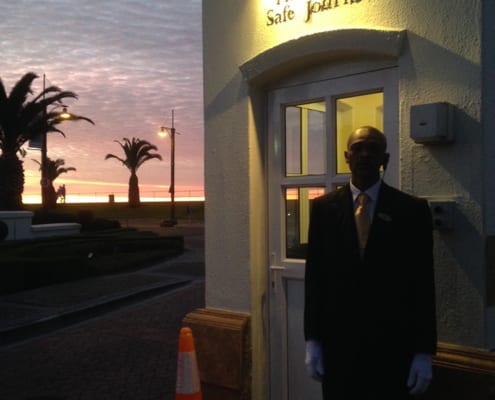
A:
[40, 101, 72, 207]
[59, 106, 71, 119]
[34, 74, 93, 208]
[157, 109, 179, 227]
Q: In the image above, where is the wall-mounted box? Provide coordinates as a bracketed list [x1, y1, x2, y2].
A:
[427, 199, 456, 231]
[410, 102, 454, 144]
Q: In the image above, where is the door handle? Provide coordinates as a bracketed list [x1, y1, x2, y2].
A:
[269, 265, 286, 294]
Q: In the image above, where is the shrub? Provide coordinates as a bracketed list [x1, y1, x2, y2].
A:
[0, 232, 184, 294]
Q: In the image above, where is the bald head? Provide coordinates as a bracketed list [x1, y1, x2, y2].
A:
[345, 126, 389, 190]
[347, 126, 387, 152]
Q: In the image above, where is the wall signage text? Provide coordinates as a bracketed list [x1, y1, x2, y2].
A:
[266, 0, 363, 26]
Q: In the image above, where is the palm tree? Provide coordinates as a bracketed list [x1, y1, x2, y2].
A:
[105, 137, 162, 207]
[0, 72, 93, 210]
[32, 157, 76, 207]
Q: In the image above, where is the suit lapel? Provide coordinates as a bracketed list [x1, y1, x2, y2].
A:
[367, 183, 394, 251]
[338, 185, 361, 260]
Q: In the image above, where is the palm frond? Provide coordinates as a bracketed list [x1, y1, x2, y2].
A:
[57, 167, 76, 174]
[0, 78, 8, 112]
[60, 113, 95, 125]
[136, 153, 162, 169]
[105, 137, 161, 173]
[8, 72, 38, 112]
[30, 85, 62, 103]
[104, 153, 126, 165]
[31, 157, 77, 181]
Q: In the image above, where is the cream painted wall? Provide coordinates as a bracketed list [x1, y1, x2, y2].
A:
[203, 2, 488, 396]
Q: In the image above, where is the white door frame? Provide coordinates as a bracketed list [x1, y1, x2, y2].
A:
[267, 67, 399, 400]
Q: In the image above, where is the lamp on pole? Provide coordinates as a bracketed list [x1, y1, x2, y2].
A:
[40, 110, 70, 207]
[158, 109, 178, 227]
[33, 74, 93, 207]
[40, 96, 71, 207]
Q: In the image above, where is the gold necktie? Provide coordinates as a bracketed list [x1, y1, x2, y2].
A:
[355, 193, 370, 257]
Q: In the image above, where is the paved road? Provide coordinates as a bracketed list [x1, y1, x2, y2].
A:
[0, 283, 205, 400]
[0, 220, 205, 400]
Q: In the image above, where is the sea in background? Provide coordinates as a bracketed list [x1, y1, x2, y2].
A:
[22, 189, 204, 205]
[23, 201, 205, 222]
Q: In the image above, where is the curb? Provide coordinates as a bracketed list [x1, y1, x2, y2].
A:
[0, 278, 193, 347]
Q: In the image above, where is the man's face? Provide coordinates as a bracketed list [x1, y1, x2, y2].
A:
[344, 127, 388, 180]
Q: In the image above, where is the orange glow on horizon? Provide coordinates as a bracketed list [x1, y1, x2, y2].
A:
[22, 194, 205, 204]
[22, 177, 204, 204]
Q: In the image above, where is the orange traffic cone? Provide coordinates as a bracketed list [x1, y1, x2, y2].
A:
[176, 327, 202, 400]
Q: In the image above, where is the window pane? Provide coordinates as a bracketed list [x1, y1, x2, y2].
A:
[307, 107, 325, 175]
[285, 102, 326, 176]
[286, 187, 325, 259]
[286, 107, 301, 175]
[336, 92, 383, 174]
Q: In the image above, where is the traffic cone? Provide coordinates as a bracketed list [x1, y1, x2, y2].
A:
[176, 327, 202, 400]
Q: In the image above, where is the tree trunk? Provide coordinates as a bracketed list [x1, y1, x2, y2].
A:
[42, 182, 58, 209]
[0, 154, 24, 210]
[128, 173, 140, 208]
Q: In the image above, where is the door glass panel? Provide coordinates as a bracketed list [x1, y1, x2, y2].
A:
[336, 92, 383, 174]
[285, 102, 325, 176]
[285, 187, 325, 259]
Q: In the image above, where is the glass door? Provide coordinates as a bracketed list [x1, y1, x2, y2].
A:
[268, 68, 398, 400]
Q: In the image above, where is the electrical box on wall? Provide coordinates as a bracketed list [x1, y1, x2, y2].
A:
[410, 102, 454, 144]
[428, 199, 455, 231]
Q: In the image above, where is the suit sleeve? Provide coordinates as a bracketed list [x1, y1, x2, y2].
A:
[304, 198, 327, 341]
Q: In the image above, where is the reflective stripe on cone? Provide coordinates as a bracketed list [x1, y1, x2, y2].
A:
[176, 327, 202, 400]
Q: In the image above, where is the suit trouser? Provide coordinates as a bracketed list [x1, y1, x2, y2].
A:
[321, 344, 413, 400]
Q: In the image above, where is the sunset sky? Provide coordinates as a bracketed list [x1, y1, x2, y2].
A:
[1, 0, 203, 203]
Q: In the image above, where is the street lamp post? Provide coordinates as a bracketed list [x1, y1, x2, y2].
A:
[40, 100, 71, 207]
[33, 74, 93, 207]
[40, 118, 49, 206]
[158, 110, 178, 227]
[40, 74, 49, 207]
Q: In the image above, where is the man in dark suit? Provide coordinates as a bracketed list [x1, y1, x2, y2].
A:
[304, 126, 437, 399]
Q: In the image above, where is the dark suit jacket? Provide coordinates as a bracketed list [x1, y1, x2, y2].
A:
[304, 182, 437, 391]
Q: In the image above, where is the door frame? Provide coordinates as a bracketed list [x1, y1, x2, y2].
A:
[267, 67, 399, 400]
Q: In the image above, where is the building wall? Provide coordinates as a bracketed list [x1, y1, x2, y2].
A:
[203, 0, 489, 397]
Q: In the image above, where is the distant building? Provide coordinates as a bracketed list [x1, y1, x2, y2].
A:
[190, 2, 495, 399]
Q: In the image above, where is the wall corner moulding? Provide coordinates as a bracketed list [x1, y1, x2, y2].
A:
[240, 29, 406, 85]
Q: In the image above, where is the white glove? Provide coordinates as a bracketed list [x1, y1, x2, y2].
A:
[407, 353, 433, 395]
[305, 340, 325, 381]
